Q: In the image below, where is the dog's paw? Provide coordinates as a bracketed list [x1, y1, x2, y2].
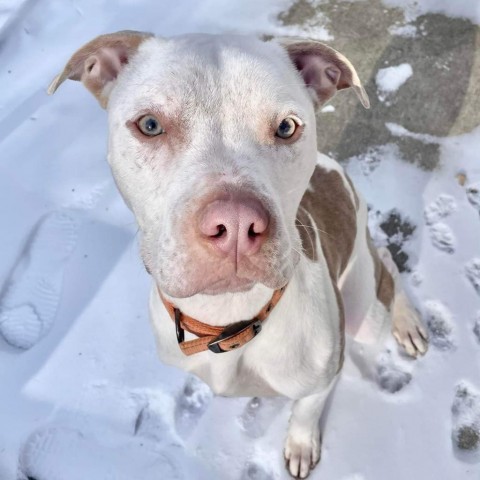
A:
[284, 429, 321, 479]
[392, 313, 428, 358]
[392, 294, 428, 358]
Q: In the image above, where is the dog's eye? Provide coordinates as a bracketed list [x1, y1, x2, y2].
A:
[276, 117, 299, 139]
[137, 115, 164, 136]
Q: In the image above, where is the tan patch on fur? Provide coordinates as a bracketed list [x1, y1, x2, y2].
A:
[296, 166, 357, 370]
[345, 174, 360, 211]
[48, 30, 153, 107]
[366, 233, 395, 310]
[297, 167, 357, 279]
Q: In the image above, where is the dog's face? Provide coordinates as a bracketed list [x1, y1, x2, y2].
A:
[50, 32, 368, 298]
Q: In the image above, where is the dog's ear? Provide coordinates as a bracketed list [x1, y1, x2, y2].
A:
[277, 37, 370, 109]
[47, 30, 153, 108]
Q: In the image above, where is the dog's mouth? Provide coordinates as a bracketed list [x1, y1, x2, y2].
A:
[196, 275, 256, 296]
[154, 253, 297, 298]
[159, 272, 266, 298]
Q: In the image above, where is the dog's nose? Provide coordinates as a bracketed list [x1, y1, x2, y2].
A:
[199, 198, 269, 257]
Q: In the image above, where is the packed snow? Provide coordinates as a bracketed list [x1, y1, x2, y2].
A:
[375, 63, 413, 102]
[1, 1, 479, 479]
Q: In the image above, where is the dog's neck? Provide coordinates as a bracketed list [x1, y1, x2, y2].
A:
[161, 282, 275, 328]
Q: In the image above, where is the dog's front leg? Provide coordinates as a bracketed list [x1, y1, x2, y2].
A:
[284, 378, 337, 479]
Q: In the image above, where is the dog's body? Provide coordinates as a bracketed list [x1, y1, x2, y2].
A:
[150, 151, 383, 398]
[50, 32, 428, 478]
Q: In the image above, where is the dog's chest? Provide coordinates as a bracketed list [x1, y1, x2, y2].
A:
[182, 353, 281, 397]
[149, 268, 342, 399]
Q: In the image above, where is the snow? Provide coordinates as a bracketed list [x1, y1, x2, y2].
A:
[1, 1, 480, 480]
[321, 104, 336, 113]
[375, 63, 413, 101]
[388, 23, 418, 37]
[0, 211, 80, 349]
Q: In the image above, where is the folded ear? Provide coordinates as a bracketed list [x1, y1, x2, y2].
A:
[47, 30, 153, 108]
[277, 37, 370, 109]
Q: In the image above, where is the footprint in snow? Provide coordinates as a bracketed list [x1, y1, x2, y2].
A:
[473, 312, 480, 345]
[424, 195, 456, 254]
[18, 425, 181, 480]
[240, 462, 274, 480]
[466, 183, 480, 215]
[429, 223, 455, 254]
[423, 300, 455, 351]
[0, 211, 79, 349]
[451, 382, 480, 459]
[465, 258, 480, 295]
[376, 352, 412, 393]
[174, 375, 213, 438]
[134, 394, 179, 445]
[424, 194, 456, 225]
[348, 334, 414, 394]
[375, 348, 412, 394]
[239, 396, 287, 438]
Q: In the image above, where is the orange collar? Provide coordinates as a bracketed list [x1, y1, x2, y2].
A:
[159, 286, 287, 356]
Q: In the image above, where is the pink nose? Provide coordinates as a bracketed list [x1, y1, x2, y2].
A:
[199, 198, 269, 257]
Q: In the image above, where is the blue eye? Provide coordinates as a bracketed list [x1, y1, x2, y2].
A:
[276, 117, 298, 139]
[137, 115, 164, 136]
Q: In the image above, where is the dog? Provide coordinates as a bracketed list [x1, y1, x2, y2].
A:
[49, 31, 428, 478]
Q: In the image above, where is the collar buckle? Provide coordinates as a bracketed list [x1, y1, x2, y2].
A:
[174, 308, 185, 343]
[207, 319, 262, 354]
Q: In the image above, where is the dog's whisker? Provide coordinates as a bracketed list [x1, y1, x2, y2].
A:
[295, 221, 334, 240]
[294, 221, 316, 256]
[285, 184, 311, 195]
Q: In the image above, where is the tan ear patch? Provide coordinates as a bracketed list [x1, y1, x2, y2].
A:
[48, 30, 153, 108]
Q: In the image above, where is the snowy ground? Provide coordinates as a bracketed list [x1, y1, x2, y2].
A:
[1, 1, 479, 479]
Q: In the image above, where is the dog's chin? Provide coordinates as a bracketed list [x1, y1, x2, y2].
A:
[159, 276, 256, 298]
[200, 277, 256, 296]
[156, 249, 299, 299]
[158, 271, 292, 299]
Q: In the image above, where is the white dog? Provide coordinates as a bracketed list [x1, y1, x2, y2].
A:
[49, 31, 428, 478]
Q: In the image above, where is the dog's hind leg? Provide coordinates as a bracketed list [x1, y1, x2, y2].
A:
[378, 247, 428, 357]
[351, 237, 428, 358]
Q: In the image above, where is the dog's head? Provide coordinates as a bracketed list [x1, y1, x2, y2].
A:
[50, 32, 368, 298]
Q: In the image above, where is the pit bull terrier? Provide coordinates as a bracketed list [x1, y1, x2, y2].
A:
[49, 31, 428, 478]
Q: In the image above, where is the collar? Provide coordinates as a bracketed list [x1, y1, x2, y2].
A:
[159, 285, 287, 356]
